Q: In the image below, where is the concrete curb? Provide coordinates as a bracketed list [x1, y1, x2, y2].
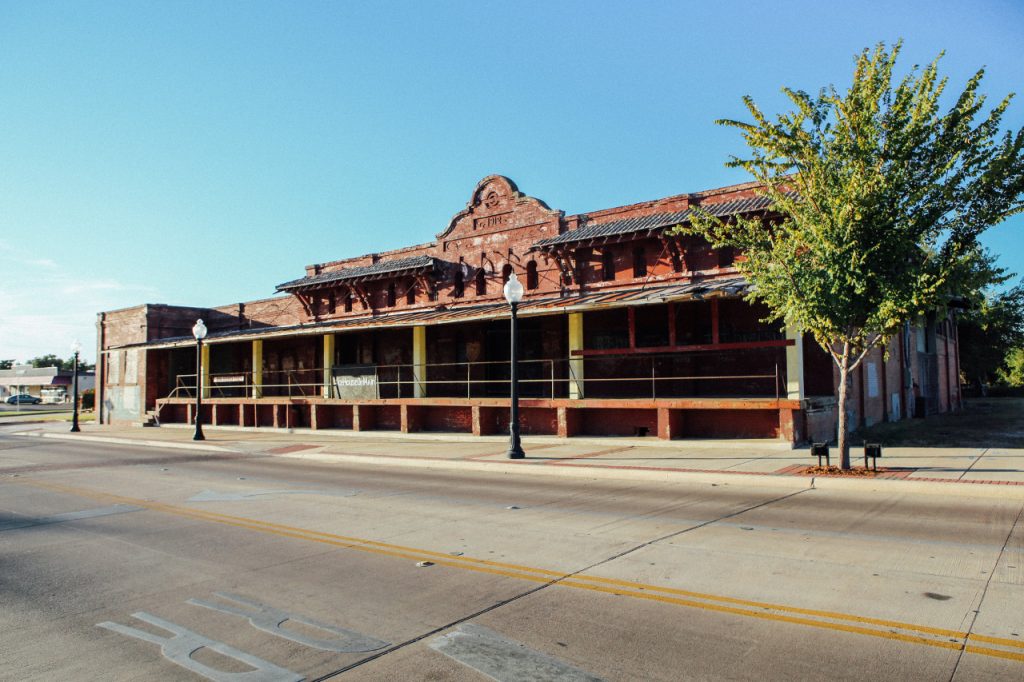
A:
[278, 451, 811, 490]
[806, 474, 1024, 500]
[21, 431, 235, 453]
[155, 423, 796, 451]
[278, 451, 1024, 500]
[14, 430, 1024, 500]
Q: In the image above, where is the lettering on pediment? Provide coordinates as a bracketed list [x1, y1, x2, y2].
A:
[474, 212, 512, 231]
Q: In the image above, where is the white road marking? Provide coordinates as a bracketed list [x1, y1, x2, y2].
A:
[430, 623, 603, 682]
[97, 611, 303, 682]
[188, 592, 389, 653]
[0, 504, 142, 532]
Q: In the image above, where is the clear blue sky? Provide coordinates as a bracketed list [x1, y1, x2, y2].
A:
[1, 0, 1022, 362]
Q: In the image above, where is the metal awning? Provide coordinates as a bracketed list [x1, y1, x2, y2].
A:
[530, 194, 785, 251]
[107, 277, 750, 352]
[276, 255, 438, 293]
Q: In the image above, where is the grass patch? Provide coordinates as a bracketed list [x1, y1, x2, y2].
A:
[853, 397, 1024, 449]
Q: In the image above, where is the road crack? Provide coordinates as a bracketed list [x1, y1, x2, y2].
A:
[313, 487, 810, 680]
[948, 500, 1024, 681]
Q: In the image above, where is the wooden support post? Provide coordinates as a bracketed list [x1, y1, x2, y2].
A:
[322, 334, 335, 398]
[251, 339, 263, 398]
[710, 299, 720, 345]
[200, 343, 211, 399]
[667, 303, 676, 347]
[628, 307, 636, 349]
[785, 327, 804, 400]
[413, 325, 427, 398]
[568, 313, 585, 399]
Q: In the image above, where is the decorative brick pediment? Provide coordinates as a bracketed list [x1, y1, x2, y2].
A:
[436, 175, 563, 247]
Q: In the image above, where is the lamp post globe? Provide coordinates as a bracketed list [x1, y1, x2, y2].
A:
[503, 273, 526, 459]
[192, 319, 208, 441]
[70, 339, 82, 432]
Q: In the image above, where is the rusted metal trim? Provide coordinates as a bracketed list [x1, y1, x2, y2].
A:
[571, 339, 793, 357]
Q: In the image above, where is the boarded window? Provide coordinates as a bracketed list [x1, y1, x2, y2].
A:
[501, 263, 513, 284]
[387, 283, 396, 307]
[406, 282, 416, 304]
[475, 269, 486, 295]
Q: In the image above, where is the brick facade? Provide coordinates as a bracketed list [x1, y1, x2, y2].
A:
[97, 175, 961, 443]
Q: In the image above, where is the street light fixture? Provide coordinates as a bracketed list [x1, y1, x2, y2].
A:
[192, 319, 207, 441]
[70, 339, 82, 432]
[503, 272, 525, 459]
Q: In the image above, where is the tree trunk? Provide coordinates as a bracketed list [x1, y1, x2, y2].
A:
[836, 342, 852, 470]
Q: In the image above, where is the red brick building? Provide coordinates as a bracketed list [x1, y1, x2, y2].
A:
[96, 175, 961, 443]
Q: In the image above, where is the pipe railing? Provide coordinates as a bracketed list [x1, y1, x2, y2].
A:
[166, 350, 783, 401]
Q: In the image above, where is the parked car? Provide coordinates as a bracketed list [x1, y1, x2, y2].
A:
[6, 394, 42, 404]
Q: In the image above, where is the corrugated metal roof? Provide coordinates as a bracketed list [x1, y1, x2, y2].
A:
[276, 255, 437, 292]
[112, 277, 750, 351]
[531, 195, 778, 250]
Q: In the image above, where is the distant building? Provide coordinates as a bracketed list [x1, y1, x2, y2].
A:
[0, 365, 95, 403]
[96, 176, 961, 442]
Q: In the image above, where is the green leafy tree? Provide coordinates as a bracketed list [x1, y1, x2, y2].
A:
[29, 354, 64, 369]
[27, 354, 94, 372]
[679, 42, 1024, 468]
[0, 359, 14, 370]
[999, 348, 1024, 387]
[953, 248, 1024, 391]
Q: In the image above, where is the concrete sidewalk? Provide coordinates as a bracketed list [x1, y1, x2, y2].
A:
[10, 421, 1024, 499]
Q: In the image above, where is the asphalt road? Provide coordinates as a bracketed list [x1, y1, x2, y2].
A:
[1, 435, 1022, 681]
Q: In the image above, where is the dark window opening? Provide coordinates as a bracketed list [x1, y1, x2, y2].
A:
[453, 269, 464, 298]
[475, 269, 486, 295]
[601, 250, 615, 281]
[635, 304, 670, 347]
[501, 263, 513, 284]
[328, 292, 336, 314]
[344, 293, 353, 313]
[717, 247, 735, 268]
[526, 261, 539, 290]
[387, 283, 396, 307]
[574, 247, 592, 283]
[406, 282, 416, 305]
[632, 246, 647, 278]
[669, 247, 683, 272]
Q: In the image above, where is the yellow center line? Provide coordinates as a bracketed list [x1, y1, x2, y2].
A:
[19, 479, 1024, 662]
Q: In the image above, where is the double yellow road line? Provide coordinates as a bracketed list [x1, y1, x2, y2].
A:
[23, 479, 1024, 663]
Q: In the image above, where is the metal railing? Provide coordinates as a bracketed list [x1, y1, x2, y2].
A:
[165, 349, 784, 401]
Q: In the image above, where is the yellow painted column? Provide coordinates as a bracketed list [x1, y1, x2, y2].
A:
[251, 339, 263, 398]
[323, 333, 335, 398]
[785, 327, 804, 400]
[200, 343, 211, 399]
[413, 325, 427, 398]
[568, 313, 584, 399]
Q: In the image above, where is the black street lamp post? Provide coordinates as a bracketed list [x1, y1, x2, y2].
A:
[503, 273, 525, 459]
[193, 319, 207, 441]
[70, 340, 81, 433]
